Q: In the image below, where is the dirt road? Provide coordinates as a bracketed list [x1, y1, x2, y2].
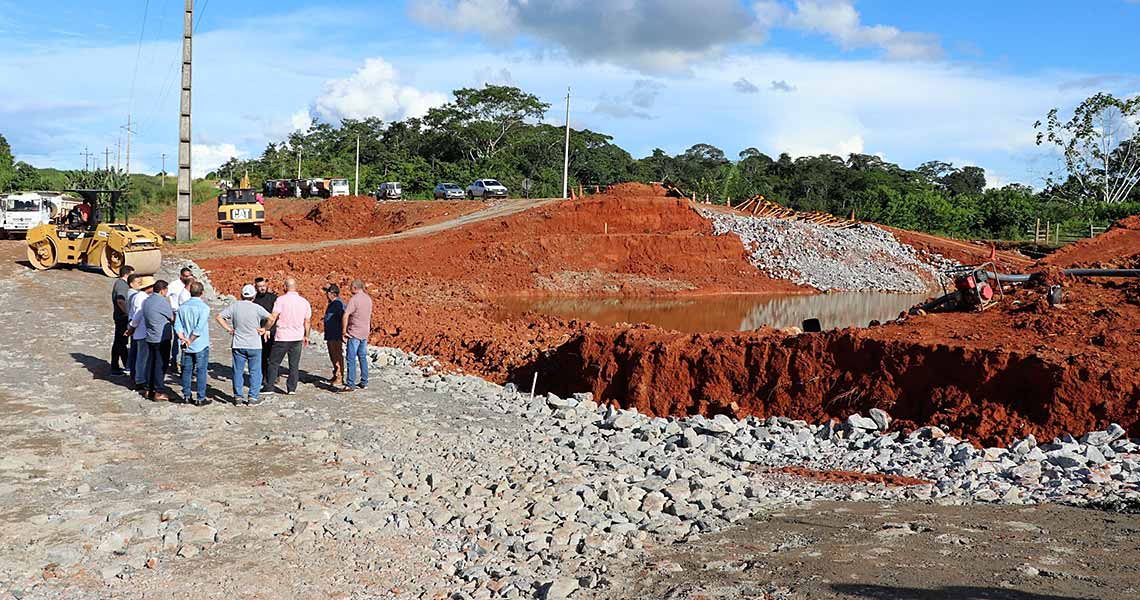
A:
[182, 196, 560, 260]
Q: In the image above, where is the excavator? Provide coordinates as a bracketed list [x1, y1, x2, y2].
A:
[25, 189, 163, 278]
[216, 173, 273, 240]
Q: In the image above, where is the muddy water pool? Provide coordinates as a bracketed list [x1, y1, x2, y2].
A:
[496, 292, 930, 333]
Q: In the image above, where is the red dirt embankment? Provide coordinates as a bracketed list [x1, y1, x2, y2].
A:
[273, 197, 485, 242]
[199, 188, 801, 378]
[1043, 215, 1140, 268]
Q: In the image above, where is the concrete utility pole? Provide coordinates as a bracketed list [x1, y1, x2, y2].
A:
[161, 153, 167, 188]
[296, 146, 301, 180]
[175, 0, 193, 242]
[562, 87, 571, 199]
[80, 147, 93, 171]
[104, 147, 111, 170]
[354, 135, 360, 196]
[116, 137, 121, 171]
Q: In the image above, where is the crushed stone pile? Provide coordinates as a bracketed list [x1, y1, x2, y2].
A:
[705, 211, 954, 293]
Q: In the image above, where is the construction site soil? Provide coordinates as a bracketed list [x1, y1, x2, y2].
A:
[197, 185, 1140, 447]
[135, 195, 484, 244]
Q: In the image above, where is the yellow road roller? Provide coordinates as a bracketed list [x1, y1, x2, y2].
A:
[25, 189, 163, 278]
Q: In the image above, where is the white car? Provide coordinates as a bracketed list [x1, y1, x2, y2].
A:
[466, 179, 508, 200]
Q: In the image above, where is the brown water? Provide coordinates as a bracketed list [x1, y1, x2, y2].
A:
[495, 292, 930, 333]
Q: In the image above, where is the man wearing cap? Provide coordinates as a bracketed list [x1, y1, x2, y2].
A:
[321, 284, 346, 387]
[263, 278, 312, 395]
[127, 275, 157, 390]
[216, 284, 272, 405]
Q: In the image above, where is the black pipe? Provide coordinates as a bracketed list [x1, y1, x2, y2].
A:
[985, 269, 1140, 283]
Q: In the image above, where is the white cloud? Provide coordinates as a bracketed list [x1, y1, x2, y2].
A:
[290, 109, 313, 131]
[756, 0, 943, 60]
[770, 79, 796, 92]
[191, 143, 244, 178]
[734, 78, 760, 94]
[312, 58, 448, 124]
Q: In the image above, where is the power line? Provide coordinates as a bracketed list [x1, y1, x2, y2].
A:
[194, 0, 209, 33]
[127, 0, 152, 114]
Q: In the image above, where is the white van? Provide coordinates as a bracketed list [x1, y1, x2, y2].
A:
[1, 192, 57, 239]
[375, 182, 403, 201]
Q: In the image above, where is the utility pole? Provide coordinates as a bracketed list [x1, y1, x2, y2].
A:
[104, 147, 111, 170]
[116, 137, 121, 171]
[161, 153, 167, 188]
[354, 135, 360, 196]
[80, 147, 93, 171]
[175, 0, 193, 242]
[121, 114, 136, 183]
[562, 87, 571, 199]
[296, 145, 302, 180]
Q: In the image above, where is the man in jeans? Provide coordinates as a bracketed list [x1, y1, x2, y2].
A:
[110, 265, 135, 376]
[342, 279, 373, 391]
[175, 281, 211, 405]
[216, 284, 271, 405]
[321, 284, 346, 387]
[167, 267, 194, 374]
[263, 278, 311, 395]
[135, 280, 174, 401]
[128, 276, 156, 391]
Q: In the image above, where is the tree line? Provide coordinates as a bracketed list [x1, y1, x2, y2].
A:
[4, 86, 1138, 241]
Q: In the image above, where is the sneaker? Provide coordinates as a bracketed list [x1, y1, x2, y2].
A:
[248, 397, 263, 406]
[261, 389, 275, 396]
[286, 390, 296, 395]
[339, 385, 354, 393]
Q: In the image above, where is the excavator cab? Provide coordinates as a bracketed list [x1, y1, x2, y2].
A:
[216, 188, 273, 240]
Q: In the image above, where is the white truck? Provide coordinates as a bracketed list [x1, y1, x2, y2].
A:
[329, 178, 350, 197]
[1, 192, 66, 239]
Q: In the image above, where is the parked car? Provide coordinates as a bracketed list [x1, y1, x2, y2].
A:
[466, 179, 508, 200]
[375, 182, 403, 201]
[433, 182, 465, 199]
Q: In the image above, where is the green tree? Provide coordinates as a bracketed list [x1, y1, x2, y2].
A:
[0, 134, 15, 191]
[1036, 92, 1140, 204]
[424, 85, 550, 164]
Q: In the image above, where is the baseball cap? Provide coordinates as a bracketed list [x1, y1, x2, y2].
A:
[241, 284, 256, 299]
[322, 283, 340, 295]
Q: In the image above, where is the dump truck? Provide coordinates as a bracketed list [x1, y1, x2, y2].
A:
[216, 188, 273, 240]
[25, 189, 163, 278]
[1, 191, 58, 239]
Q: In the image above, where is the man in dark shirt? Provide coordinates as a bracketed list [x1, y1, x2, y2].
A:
[322, 284, 346, 387]
[110, 265, 135, 375]
[253, 277, 277, 388]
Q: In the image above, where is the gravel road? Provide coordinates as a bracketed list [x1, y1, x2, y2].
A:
[0, 241, 1137, 600]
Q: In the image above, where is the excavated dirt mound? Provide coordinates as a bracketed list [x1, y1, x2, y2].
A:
[1043, 215, 1140, 268]
[525, 279, 1140, 446]
[272, 197, 485, 242]
[132, 197, 320, 239]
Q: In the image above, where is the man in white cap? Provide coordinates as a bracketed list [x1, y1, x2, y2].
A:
[215, 284, 271, 405]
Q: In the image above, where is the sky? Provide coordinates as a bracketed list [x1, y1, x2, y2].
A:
[2, 0, 1139, 186]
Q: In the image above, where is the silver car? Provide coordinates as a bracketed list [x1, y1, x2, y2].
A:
[433, 182, 465, 199]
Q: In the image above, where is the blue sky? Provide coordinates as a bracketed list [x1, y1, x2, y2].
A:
[2, 0, 1139, 187]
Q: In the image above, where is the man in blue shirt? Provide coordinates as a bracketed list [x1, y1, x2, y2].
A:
[136, 280, 174, 401]
[174, 281, 211, 405]
[322, 283, 345, 387]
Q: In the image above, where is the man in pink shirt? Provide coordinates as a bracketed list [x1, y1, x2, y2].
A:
[263, 278, 312, 395]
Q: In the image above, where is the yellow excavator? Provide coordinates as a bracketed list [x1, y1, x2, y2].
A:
[25, 189, 163, 278]
[216, 173, 273, 240]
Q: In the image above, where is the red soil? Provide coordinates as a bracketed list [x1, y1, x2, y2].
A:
[772, 466, 931, 487]
[196, 184, 1140, 447]
[272, 197, 485, 242]
[1042, 215, 1140, 268]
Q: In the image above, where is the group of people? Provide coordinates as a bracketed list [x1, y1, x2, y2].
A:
[109, 266, 373, 406]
